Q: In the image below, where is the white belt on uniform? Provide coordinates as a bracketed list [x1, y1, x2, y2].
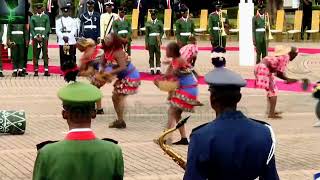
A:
[11, 31, 23, 35]
[180, 32, 191, 36]
[256, 28, 266, 32]
[34, 27, 46, 31]
[84, 25, 97, 29]
[212, 27, 221, 30]
[118, 30, 128, 34]
[149, 33, 160, 36]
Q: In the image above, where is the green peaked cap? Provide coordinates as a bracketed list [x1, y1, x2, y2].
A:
[58, 82, 102, 106]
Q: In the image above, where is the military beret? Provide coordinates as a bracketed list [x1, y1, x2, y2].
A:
[118, 7, 126, 12]
[180, 5, 188, 13]
[87, 0, 95, 5]
[205, 68, 247, 88]
[58, 82, 102, 106]
[258, 3, 265, 9]
[35, 3, 43, 8]
[149, 9, 158, 15]
[61, 3, 71, 11]
[104, 0, 114, 6]
[215, 0, 223, 7]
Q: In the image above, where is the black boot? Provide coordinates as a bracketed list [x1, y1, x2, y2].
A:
[96, 109, 104, 114]
[22, 69, 28, 75]
[0, 72, 4, 77]
[12, 71, 17, 77]
[34, 71, 38, 77]
[44, 71, 50, 76]
[173, 138, 189, 145]
[156, 69, 161, 75]
[18, 71, 25, 77]
[150, 69, 155, 75]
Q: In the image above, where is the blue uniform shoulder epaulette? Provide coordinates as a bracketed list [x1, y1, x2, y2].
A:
[102, 138, 118, 144]
[250, 118, 270, 126]
[36, 140, 59, 151]
[191, 123, 208, 133]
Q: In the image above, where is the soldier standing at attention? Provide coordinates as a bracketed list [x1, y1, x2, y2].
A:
[100, 0, 118, 43]
[175, 6, 195, 48]
[56, 3, 77, 71]
[113, 6, 132, 58]
[208, 0, 229, 50]
[145, 9, 164, 75]
[30, 2, 51, 76]
[7, 23, 29, 77]
[80, 0, 101, 43]
[252, 3, 269, 64]
[0, 24, 4, 77]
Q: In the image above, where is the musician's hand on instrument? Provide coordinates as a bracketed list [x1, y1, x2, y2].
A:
[39, 36, 43, 41]
[25, 41, 29, 47]
[63, 36, 69, 43]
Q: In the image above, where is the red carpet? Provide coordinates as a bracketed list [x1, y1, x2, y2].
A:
[45, 44, 320, 54]
[2, 63, 314, 93]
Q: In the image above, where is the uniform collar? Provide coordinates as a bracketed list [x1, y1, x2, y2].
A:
[215, 110, 245, 121]
[152, 19, 157, 23]
[37, 12, 44, 16]
[119, 17, 125, 21]
[65, 128, 96, 140]
[182, 17, 188, 22]
[88, 11, 94, 15]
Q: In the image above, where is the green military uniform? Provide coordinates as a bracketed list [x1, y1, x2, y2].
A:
[113, 16, 132, 56]
[7, 24, 28, 77]
[253, 4, 269, 64]
[0, 24, 3, 77]
[175, 17, 195, 47]
[208, 11, 229, 49]
[30, 3, 50, 75]
[145, 10, 164, 74]
[33, 82, 124, 180]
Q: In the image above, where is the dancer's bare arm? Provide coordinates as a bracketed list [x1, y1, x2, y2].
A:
[109, 50, 127, 75]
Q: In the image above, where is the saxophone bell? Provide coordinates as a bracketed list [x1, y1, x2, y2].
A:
[63, 43, 70, 55]
[157, 116, 191, 170]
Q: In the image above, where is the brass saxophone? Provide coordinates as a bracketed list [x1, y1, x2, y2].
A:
[7, 40, 16, 48]
[36, 34, 43, 48]
[63, 42, 70, 55]
[157, 116, 190, 170]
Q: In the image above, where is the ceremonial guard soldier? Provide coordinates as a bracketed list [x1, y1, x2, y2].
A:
[33, 82, 124, 179]
[113, 6, 132, 58]
[145, 9, 164, 75]
[252, 3, 269, 64]
[80, 0, 101, 43]
[100, 0, 118, 43]
[56, 2, 77, 71]
[0, 24, 3, 77]
[184, 62, 279, 179]
[30, 2, 51, 76]
[208, 1, 229, 50]
[7, 23, 29, 77]
[175, 6, 195, 48]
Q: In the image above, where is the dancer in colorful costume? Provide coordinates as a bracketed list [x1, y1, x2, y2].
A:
[102, 33, 141, 129]
[254, 46, 298, 119]
[155, 42, 201, 145]
[76, 38, 112, 114]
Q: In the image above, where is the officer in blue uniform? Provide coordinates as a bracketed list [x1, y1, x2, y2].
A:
[184, 66, 279, 180]
[79, 0, 100, 43]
